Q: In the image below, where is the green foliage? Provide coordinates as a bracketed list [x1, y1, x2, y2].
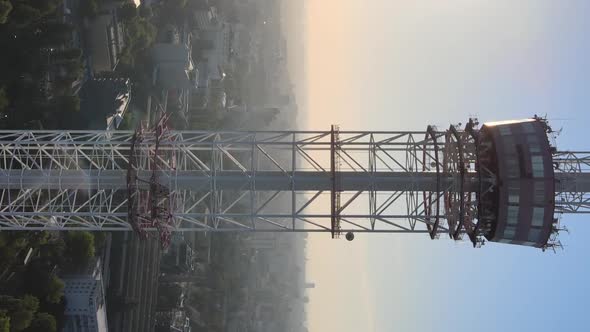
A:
[0, 311, 9, 332]
[24, 0, 60, 16]
[22, 260, 66, 306]
[28, 231, 49, 248]
[12, 236, 27, 250]
[118, 2, 138, 22]
[10, 4, 41, 27]
[65, 231, 95, 266]
[125, 17, 157, 54]
[5, 0, 60, 26]
[0, 1, 12, 24]
[10, 311, 33, 332]
[39, 239, 65, 260]
[0, 295, 39, 332]
[20, 295, 39, 313]
[0, 232, 28, 266]
[44, 276, 64, 304]
[26, 312, 56, 332]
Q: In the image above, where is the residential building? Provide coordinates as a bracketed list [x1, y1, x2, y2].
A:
[62, 260, 109, 332]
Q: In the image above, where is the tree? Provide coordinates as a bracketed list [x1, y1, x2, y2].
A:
[118, 2, 137, 22]
[0, 1, 12, 24]
[26, 313, 56, 332]
[125, 17, 157, 53]
[0, 311, 9, 332]
[0, 295, 39, 332]
[10, 311, 34, 332]
[25, 0, 60, 16]
[10, 4, 41, 27]
[44, 276, 64, 304]
[64, 231, 95, 266]
[20, 296, 38, 313]
[22, 261, 50, 291]
[39, 238, 65, 260]
[28, 231, 49, 248]
[11, 235, 27, 250]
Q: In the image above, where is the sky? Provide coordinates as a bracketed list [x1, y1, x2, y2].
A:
[300, 1, 590, 331]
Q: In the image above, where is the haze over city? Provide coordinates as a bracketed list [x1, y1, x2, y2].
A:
[0, 1, 589, 332]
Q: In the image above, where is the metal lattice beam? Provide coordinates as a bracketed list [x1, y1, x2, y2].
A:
[555, 151, 590, 214]
[0, 127, 492, 242]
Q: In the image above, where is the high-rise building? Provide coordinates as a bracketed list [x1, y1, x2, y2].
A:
[62, 274, 108, 332]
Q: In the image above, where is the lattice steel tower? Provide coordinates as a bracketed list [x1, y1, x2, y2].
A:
[0, 117, 587, 249]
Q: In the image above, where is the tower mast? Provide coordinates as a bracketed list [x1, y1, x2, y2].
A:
[0, 117, 584, 249]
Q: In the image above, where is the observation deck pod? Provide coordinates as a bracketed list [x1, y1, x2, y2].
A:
[477, 119, 556, 248]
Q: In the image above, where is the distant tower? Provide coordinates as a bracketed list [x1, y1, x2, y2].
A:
[0, 117, 585, 250]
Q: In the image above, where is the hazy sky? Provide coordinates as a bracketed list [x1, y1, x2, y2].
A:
[303, 1, 590, 331]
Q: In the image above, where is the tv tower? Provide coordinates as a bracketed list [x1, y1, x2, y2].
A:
[0, 116, 586, 249]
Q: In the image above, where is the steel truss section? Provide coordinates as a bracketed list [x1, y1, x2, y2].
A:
[0, 128, 483, 241]
[461, 120, 482, 244]
[554, 151, 590, 214]
[419, 119, 485, 245]
[330, 125, 342, 238]
[422, 125, 443, 239]
[126, 116, 177, 247]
